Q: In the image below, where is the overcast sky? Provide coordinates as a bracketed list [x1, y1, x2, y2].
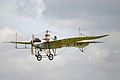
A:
[0, 0, 120, 80]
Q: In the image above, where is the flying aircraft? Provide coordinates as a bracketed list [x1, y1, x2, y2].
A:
[4, 30, 109, 61]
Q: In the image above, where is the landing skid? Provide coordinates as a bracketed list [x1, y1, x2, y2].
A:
[79, 48, 84, 53]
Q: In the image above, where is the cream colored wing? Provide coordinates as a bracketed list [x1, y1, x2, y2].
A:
[4, 41, 32, 44]
[47, 34, 108, 49]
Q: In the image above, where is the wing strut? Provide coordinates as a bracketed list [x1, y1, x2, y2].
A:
[78, 27, 80, 36]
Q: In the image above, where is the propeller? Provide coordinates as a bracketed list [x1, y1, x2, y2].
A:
[31, 35, 34, 55]
[31, 35, 41, 55]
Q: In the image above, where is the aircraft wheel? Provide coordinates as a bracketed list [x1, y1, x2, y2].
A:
[37, 54, 42, 61]
[48, 54, 54, 61]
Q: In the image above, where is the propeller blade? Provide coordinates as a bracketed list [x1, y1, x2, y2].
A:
[31, 43, 34, 55]
[31, 34, 34, 55]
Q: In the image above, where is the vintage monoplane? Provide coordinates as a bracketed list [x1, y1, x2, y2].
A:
[4, 30, 109, 61]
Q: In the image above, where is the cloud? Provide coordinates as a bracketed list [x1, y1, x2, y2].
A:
[0, 27, 18, 42]
[43, 0, 120, 19]
[16, 0, 45, 19]
[43, 0, 120, 31]
[0, 0, 120, 80]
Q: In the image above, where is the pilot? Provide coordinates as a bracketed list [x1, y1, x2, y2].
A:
[54, 36, 57, 40]
[43, 32, 50, 41]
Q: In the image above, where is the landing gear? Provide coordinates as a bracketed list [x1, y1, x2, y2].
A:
[35, 51, 42, 61]
[52, 49, 56, 56]
[35, 49, 54, 61]
[36, 54, 42, 61]
[47, 49, 54, 61]
[48, 54, 54, 61]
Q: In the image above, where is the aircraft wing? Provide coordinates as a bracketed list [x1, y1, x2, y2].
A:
[4, 41, 32, 44]
[77, 41, 104, 43]
[62, 34, 109, 42]
[47, 34, 109, 49]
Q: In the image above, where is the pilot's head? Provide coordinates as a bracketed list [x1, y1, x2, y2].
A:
[45, 33, 50, 38]
[54, 36, 57, 40]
